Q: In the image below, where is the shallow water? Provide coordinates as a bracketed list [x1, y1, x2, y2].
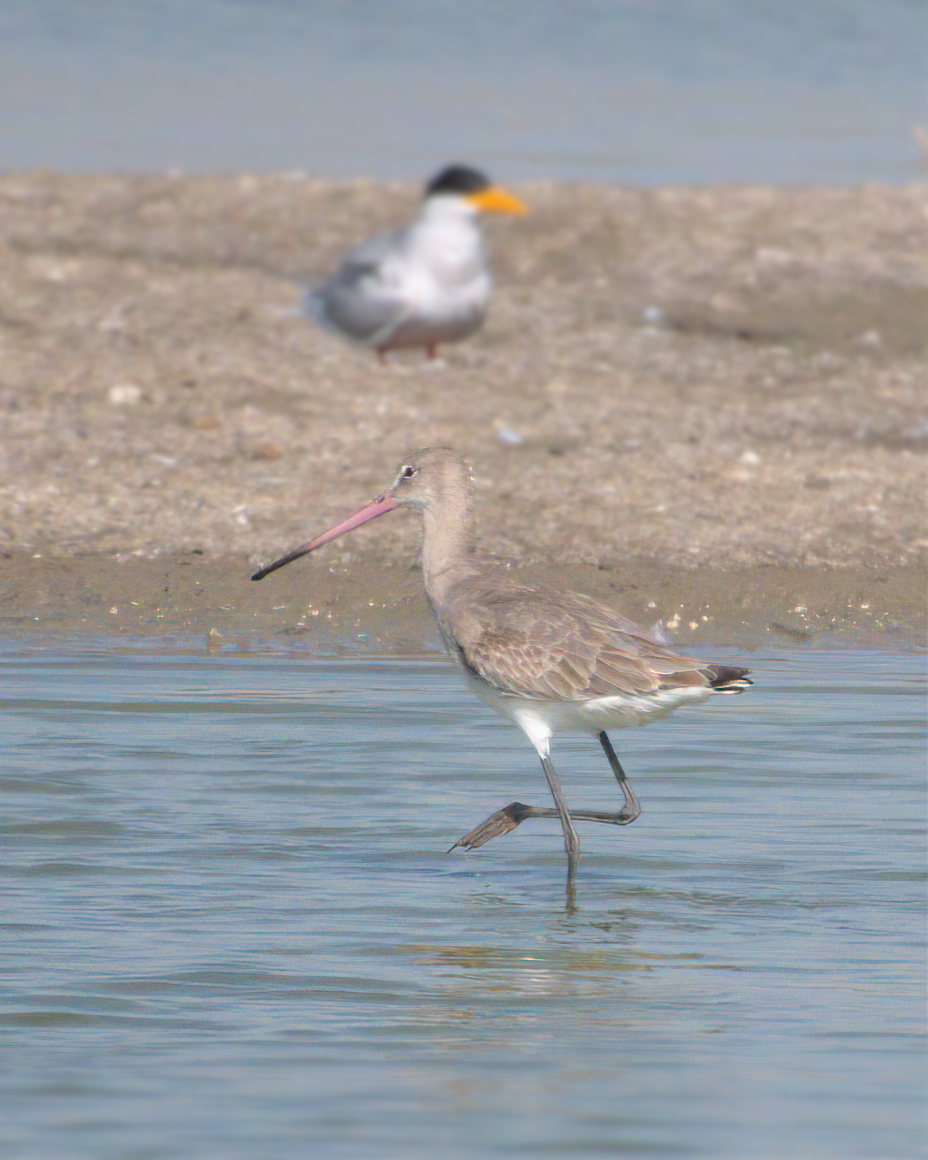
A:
[1, 636, 925, 1158]
[1, 0, 923, 182]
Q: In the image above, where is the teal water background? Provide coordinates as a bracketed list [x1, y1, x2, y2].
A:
[1, 0, 923, 182]
[2, 638, 925, 1158]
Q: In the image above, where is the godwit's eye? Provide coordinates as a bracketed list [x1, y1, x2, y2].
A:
[401, 466, 417, 479]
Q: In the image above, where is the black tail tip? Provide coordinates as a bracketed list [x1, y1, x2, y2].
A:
[709, 665, 753, 692]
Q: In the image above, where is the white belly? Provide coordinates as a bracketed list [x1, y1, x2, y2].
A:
[462, 665, 713, 738]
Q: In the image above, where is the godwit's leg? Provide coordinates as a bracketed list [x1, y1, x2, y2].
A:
[597, 731, 641, 823]
[539, 753, 580, 879]
[448, 720, 581, 871]
[450, 804, 637, 851]
[450, 732, 640, 853]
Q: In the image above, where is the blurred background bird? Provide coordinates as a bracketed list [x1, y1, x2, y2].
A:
[303, 164, 526, 363]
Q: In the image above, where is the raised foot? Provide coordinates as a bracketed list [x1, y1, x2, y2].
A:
[449, 801, 640, 852]
[448, 802, 536, 851]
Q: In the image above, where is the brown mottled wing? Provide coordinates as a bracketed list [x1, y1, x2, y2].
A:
[446, 581, 713, 700]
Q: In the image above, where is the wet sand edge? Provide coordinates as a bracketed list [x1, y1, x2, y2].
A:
[2, 551, 923, 651]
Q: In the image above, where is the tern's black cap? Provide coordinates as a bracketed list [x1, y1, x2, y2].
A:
[424, 165, 492, 198]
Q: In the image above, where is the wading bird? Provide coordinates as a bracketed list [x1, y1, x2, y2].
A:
[253, 449, 751, 887]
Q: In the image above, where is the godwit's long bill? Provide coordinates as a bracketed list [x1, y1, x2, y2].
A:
[253, 449, 751, 885]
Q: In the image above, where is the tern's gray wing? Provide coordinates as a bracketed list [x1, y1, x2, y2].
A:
[446, 581, 715, 701]
[304, 230, 412, 346]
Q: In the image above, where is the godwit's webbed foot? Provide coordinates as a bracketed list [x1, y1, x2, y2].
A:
[448, 802, 537, 851]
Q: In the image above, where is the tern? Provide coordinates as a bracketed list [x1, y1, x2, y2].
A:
[304, 166, 526, 362]
[253, 449, 752, 886]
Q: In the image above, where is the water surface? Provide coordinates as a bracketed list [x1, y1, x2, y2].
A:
[1, 0, 923, 182]
[1, 637, 925, 1157]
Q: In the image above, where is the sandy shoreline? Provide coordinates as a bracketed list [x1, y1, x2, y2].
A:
[0, 173, 925, 646]
[1, 552, 922, 650]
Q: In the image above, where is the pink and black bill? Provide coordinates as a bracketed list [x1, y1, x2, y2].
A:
[251, 491, 399, 581]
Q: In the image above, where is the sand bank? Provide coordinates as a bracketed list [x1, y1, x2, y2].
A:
[0, 174, 924, 645]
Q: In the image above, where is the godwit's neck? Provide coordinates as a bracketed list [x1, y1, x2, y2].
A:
[419, 490, 479, 604]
